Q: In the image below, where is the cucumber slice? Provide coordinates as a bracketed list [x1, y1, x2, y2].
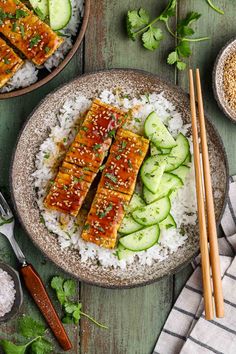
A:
[144, 112, 177, 149]
[143, 173, 183, 204]
[150, 144, 171, 156]
[126, 193, 145, 213]
[29, 0, 48, 19]
[117, 244, 134, 260]
[183, 152, 192, 165]
[119, 225, 160, 251]
[157, 133, 190, 172]
[159, 214, 177, 230]
[132, 197, 171, 226]
[119, 214, 143, 234]
[161, 148, 171, 155]
[49, 0, 72, 30]
[140, 156, 166, 193]
[171, 165, 190, 183]
[150, 142, 160, 156]
[119, 193, 145, 234]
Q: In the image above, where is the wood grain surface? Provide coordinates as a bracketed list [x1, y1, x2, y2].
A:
[0, 1, 236, 353]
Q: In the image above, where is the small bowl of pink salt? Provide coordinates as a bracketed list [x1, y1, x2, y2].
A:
[0, 262, 23, 322]
[213, 37, 236, 123]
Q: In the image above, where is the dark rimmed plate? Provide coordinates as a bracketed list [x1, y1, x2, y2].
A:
[0, 0, 90, 100]
[10, 69, 229, 288]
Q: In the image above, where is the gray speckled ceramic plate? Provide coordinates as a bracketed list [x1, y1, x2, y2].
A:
[10, 69, 229, 288]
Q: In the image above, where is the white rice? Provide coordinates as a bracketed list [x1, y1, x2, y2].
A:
[32, 90, 197, 269]
[0, 0, 83, 93]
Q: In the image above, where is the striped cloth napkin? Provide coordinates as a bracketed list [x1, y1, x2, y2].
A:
[154, 176, 236, 354]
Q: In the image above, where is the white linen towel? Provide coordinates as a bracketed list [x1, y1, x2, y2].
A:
[154, 176, 236, 354]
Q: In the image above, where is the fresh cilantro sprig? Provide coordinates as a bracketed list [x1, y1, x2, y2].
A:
[0, 316, 53, 354]
[126, 0, 176, 50]
[51, 276, 108, 329]
[206, 0, 224, 15]
[126, 0, 210, 70]
[167, 12, 206, 70]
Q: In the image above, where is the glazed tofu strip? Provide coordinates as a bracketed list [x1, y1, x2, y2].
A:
[0, 0, 63, 65]
[81, 128, 149, 248]
[99, 128, 150, 196]
[82, 188, 130, 249]
[44, 99, 126, 216]
[0, 37, 23, 88]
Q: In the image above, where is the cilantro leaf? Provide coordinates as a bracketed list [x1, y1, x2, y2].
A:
[177, 12, 201, 37]
[167, 51, 178, 64]
[178, 11, 201, 27]
[51, 276, 64, 292]
[64, 302, 82, 324]
[19, 316, 45, 338]
[127, 8, 149, 39]
[30, 338, 53, 354]
[127, 8, 149, 28]
[177, 41, 191, 58]
[56, 290, 66, 305]
[72, 305, 82, 323]
[62, 315, 74, 324]
[51, 276, 66, 305]
[176, 61, 187, 70]
[159, 0, 177, 22]
[63, 279, 77, 298]
[64, 301, 78, 314]
[142, 27, 163, 50]
[0, 340, 27, 354]
[178, 26, 194, 37]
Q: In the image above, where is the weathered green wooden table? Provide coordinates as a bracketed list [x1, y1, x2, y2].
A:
[0, 1, 236, 353]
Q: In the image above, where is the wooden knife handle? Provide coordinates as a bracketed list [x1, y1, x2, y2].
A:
[20, 264, 72, 351]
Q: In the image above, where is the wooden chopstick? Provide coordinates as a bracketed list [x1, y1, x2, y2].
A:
[189, 69, 214, 320]
[195, 69, 224, 318]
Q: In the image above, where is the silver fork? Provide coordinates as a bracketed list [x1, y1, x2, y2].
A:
[0, 192, 26, 265]
[0, 192, 72, 351]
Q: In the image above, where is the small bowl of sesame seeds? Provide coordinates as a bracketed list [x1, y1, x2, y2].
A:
[0, 262, 23, 323]
[213, 37, 236, 123]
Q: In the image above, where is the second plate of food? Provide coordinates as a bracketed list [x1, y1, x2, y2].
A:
[0, 0, 90, 98]
[11, 69, 228, 288]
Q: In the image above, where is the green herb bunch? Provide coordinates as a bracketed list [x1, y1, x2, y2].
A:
[0, 316, 53, 354]
[126, 0, 224, 70]
[51, 276, 108, 329]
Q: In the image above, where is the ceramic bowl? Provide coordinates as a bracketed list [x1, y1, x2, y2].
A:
[10, 69, 229, 288]
[213, 37, 236, 123]
[0, 262, 23, 322]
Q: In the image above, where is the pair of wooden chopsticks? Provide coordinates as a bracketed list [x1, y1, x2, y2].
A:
[189, 69, 224, 320]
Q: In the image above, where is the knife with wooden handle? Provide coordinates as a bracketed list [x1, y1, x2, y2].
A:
[20, 264, 72, 351]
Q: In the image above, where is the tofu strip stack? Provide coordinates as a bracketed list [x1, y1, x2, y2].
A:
[0, 37, 23, 87]
[81, 128, 149, 249]
[44, 99, 125, 216]
[0, 0, 63, 66]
